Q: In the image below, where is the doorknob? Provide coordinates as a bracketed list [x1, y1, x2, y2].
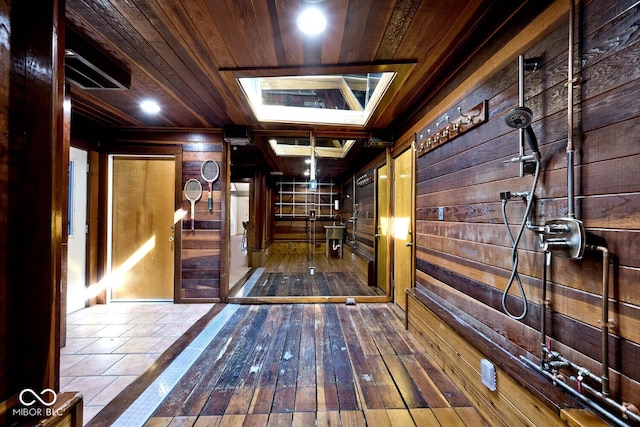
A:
[405, 242, 412, 247]
[169, 236, 174, 242]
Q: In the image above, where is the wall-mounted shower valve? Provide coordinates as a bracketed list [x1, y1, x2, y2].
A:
[538, 218, 585, 259]
[500, 191, 529, 201]
[503, 154, 536, 164]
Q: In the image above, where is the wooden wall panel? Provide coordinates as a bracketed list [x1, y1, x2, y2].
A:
[341, 178, 355, 244]
[180, 144, 225, 302]
[266, 170, 380, 264]
[411, 0, 640, 418]
[269, 178, 341, 258]
[353, 169, 376, 259]
[407, 292, 570, 427]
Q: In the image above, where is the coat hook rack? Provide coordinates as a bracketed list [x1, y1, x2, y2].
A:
[415, 100, 487, 157]
[356, 173, 373, 187]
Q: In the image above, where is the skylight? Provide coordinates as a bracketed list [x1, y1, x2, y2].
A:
[267, 136, 356, 159]
[238, 72, 396, 127]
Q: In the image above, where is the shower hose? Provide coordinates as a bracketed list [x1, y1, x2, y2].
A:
[501, 159, 540, 320]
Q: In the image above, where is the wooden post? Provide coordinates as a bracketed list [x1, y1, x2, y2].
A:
[0, 0, 66, 422]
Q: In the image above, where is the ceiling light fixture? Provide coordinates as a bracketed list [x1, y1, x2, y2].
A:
[297, 1, 327, 36]
[140, 99, 161, 114]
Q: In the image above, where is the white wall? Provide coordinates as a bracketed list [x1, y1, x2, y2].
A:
[230, 182, 250, 236]
[231, 195, 249, 235]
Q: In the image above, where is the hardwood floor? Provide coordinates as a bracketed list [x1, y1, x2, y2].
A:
[264, 252, 362, 275]
[136, 303, 487, 426]
[232, 253, 385, 300]
[241, 271, 384, 297]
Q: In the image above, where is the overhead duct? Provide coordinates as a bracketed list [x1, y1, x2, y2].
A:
[365, 129, 394, 148]
[223, 126, 253, 145]
[65, 26, 131, 90]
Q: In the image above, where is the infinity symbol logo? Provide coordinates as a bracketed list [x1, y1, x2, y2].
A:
[19, 388, 57, 407]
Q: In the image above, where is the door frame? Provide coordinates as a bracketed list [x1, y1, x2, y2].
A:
[67, 146, 89, 313]
[105, 146, 182, 302]
[374, 151, 392, 297]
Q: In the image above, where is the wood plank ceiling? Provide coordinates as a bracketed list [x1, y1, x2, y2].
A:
[65, 0, 546, 180]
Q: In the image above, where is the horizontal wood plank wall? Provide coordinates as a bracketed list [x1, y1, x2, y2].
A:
[353, 168, 375, 260]
[270, 178, 340, 257]
[407, 293, 566, 427]
[181, 143, 224, 301]
[341, 178, 355, 243]
[411, 0, 640, 418]
[342, 245, 370, 287]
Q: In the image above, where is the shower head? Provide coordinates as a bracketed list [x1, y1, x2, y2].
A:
[505, 106, 533, 129]
[505, 106, 540, 155]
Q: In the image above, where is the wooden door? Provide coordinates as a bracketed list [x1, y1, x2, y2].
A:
[393, 147, 415, 308]
[111, 156, 175, 300]
[376, 164, 389, 294]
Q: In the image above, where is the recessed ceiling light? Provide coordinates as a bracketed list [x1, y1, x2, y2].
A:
[140, 100, 161, 114]
[297, 6, 327, 35]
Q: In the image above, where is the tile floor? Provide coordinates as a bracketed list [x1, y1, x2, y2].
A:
[60, 302, 215, 425]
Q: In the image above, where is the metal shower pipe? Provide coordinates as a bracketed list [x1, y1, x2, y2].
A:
[591, 244, 610, 396]
[522, 356, 639, 427]
[518, 55, 526, 177]
[567, 0, 576, 218]
[532, 243, 640, 425]
[540, 245, 611, 396]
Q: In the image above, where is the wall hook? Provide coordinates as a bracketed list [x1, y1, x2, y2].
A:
[458, 106, 473, 124]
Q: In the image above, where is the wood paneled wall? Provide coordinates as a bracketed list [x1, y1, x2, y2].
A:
[341, 178, 355, 244]
[349, 169, 376, 260]
[180, 143, 225, 302]
[269, 178, 341, 255]
[410, 0, 640, 414]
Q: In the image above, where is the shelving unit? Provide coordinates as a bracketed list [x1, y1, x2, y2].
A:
[276, 180, 336, 218]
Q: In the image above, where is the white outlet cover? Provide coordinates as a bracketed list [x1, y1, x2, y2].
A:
[481, 359, 497, 391]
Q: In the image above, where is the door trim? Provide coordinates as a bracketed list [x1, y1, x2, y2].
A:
[374, 152, 392, 297]
[67, 146, 88, 313]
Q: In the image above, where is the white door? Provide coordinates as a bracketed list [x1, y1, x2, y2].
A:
[67, 147, 88, 313]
